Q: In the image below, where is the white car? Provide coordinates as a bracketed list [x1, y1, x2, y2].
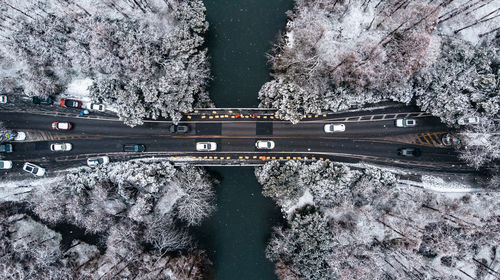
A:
[196, 142, 217, 151]
[0, 95, 7, 104]
[50, 143, 72, 151]
[23, 162, 45, 176]
[14, 132, 26, 141]
[0, 160, 12, 169]
[255, 140, 275, 149]
[87, 103, 106, 112]
[458, 116, 479, 125]
[87, 156, 110, 167]
[395, 118, 416, 127]
[324, 123, 345, 133]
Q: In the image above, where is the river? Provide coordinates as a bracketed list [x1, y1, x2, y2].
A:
[199, 1, 294, 279]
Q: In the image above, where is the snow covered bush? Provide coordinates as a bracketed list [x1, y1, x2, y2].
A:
[259, 161, 500, 280]
[0, 0, 212, 126]
[30, 159, 216, 253]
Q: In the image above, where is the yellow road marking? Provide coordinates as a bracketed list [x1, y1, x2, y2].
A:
[432, 132, 442, 145]
[421, 133, 431, 145]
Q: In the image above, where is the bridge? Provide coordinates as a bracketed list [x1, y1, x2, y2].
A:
[0, 104, 472, 178]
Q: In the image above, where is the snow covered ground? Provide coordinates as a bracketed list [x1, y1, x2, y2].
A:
[0, 177, 57, 202]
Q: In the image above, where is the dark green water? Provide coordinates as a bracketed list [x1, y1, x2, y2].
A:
[200, 1, 294, 279]
[203, 0, 294, 108]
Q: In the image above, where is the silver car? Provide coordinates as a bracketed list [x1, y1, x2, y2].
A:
[324, 123, 345, 132]
[196, 142, 217, 151]
[395, 119, 416, 127]
[0, 95, 7, 104]
[50, 143, 72, 151]
[255, 140, 275, 149]
[87, 156, 110, 167]
[23, 162, 45, 176]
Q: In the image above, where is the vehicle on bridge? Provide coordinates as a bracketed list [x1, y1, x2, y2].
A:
[170, 125, 189, 133]
[0, 95, 7, 103]
[32, 96, 54, 105]
[397, 148, 421, 157]
[14, 132, 26, 141]
[395, 118, 416, 127]
[0, 160, 12, 169]
[324, 123, 345, 133]
[23, 162, 45, 176]
[458, 116, 479, 125]
[256, 140, 275, 150]
[0, 144, 13, 153]
[52, 122, 72, 130]
[196, 142, 217, 151]
[87, 156, 110, 167]
[87, 103, 106, 112]
[60, 98, 82, 109]
[50, 143, 72, 151]
[123, 144, 146, 152]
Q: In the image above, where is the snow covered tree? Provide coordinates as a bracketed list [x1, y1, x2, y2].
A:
[0, 0, 212, 126]
[258, 161, 500, 279]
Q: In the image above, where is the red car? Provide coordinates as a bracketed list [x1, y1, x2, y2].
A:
[52, 122, 72, 130]
[60, 98, 82, 109]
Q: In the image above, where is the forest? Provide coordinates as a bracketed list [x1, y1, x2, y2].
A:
[258, 0, 500, 169]
[256, 160, 500, 280]
[0, 159, 216, 279]
[0, 0, 212, 126]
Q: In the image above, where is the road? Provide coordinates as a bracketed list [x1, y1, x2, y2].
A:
[0, 105, 471, 177]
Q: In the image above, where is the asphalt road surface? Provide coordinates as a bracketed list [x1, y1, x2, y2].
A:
[0, 105, 471, 177]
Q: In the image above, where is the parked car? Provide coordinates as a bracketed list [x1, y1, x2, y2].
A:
[395, 118, 416, 127]
[23, 162, 45, 176]
[123, 144, 146, 152]
[0, 95, 7, 104]
[14, 132, 26, 141]
[196, 142, 217, 151]
[0, 160, 12, 169]
[0, 144, 13, 153]
[87, 156, 110, 167]
[169, 125, 189, 133]
[87, 103, 106, 112]
[50, 143, 72, 151]
[32, 96, 54, 105]
[324, 123, 345, 133]
[60, 98, 82, 109]
[458, 116, 479, 125]
[255, 140, 275, 149]
[52, 121, 72, 130]
[397, 148, 421, 157]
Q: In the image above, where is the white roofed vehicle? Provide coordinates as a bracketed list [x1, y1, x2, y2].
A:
[0, 160, 12, 169]
[458, 116, 479, 125]
[23, 162, 45, 176]
[87, 156, 110, 167]
[255, 140, 275, 150]
[50, 143, 72, 151]
[324, 123, 345, 133]
[87, 103, 106, 112]
[14, 132, 26, 141]
[196, 142, 217, 151]
[395, 119, 416, 127]
[52, 122, 72, 130]
[0, 95, 7, 103]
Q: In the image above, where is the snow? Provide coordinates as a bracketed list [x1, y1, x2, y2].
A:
[0, 177, 58, 202]
[64, 78, 93, 102]
[284, 188, 314, 217]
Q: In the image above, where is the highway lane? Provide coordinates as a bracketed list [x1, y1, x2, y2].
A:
[0, 107, 466, 176]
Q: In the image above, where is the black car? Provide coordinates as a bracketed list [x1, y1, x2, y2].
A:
[123, 144, 146, 152]
[397, 148, 421, 157]
[32, 96, 54, 105]
[169, 125, 189, 133]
